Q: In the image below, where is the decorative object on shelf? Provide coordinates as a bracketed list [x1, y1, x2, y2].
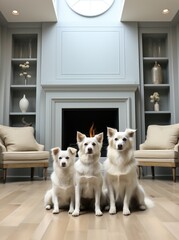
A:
[152, 39, 162, 57]
[154, 102, 160, 111]
[151, 61, 162, 84]
[21, 117, 32, 126]
[28, 39, 32, 58]
[150, 92, 160, 111]
[19, 61, 31, 85]
[19, 94, 29, 113]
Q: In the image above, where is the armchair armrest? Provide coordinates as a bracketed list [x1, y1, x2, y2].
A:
[139, 143, 147, 150]
[0, 140, 6, 152]
[174, 142, 179, 152]
[38, 144, 45, 151]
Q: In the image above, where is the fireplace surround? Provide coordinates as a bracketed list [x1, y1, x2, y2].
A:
[42, 84, 137, 168]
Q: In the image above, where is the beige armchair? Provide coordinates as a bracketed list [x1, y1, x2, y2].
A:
[134, 124, 179, 182]
[0, 125, 49, 183]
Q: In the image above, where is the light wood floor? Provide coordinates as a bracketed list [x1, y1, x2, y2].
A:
[0, 178, 179, 240]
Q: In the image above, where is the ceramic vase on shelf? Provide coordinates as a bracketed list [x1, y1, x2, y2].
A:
[154, 102, 159, 112]
[28, 39, 32, 58]
[19, 94, 29, 113]
[151, 61, 162, 84]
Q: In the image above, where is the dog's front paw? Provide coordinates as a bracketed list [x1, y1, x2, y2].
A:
[123, 207, 130, 216]
[95, 209, 103, 216]
[72, 210, 80, 217]
[45, 205, 51, 210]
[53, 209, 60, 214]
[68, 207, 74, 214]
[139, 204, 146, 211]
[109, 207, 116, 215]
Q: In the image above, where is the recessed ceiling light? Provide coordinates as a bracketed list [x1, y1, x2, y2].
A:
[12, 10, 19, 16]
[162, 9, 169, 14]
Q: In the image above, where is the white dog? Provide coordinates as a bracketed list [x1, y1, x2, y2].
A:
[44, 147, 77, 214]
[104, 127, 151, 216]
[72, 131, 104, 217]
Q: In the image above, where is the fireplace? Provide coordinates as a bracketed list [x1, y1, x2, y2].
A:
[62, 108, 119, 157]
[42, 84, 137, 171]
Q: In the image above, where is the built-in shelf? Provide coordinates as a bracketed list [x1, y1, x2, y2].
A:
[140, 30, 172, 138]
[10, 112, 36, 115]
[9, 33, 38, 128]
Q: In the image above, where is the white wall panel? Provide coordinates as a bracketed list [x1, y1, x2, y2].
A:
[41, 23, 139, 85]
[58, 29, 124, 76]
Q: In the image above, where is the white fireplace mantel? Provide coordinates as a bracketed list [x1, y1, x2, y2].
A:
[42, 83, 138, 92]
[41, 83, 138, 160]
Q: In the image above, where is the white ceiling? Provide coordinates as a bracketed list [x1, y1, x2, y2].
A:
[0, 0, 58, 23]
[121, 0, 179, 22]
[0, 0, 179, 23]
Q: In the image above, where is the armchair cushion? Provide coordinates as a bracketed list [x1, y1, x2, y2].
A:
[1, 151, 49, 161]
[134, 149, 179, 160]
[142, 124, 179, 150]
[0, 125, 40, 152]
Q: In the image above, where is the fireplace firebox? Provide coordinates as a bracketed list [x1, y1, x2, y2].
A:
[62, 108, 118, 157]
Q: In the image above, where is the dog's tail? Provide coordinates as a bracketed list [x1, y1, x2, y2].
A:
[145, 197, 154, 209]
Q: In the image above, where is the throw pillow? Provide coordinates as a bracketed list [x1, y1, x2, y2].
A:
[144, 124, 179, 150]
[0, 125, 40, 151]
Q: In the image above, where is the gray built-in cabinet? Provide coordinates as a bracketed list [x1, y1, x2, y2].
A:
[139, 28, 173, 142]
[6, 28, 41, 134]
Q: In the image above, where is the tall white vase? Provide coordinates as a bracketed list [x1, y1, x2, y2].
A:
[151, 61, 162, 84]
[154, 102, 159, 112]
[19, 94, 29, 113]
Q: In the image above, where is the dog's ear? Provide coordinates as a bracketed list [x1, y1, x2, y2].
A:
[51, 147, 60, 157]
[95, 132, 103, 143]
[77, 131, 86, 142]
[125, 129, 136, 138]
[107, 127, 117, 138]
[67, 147, 77, 155]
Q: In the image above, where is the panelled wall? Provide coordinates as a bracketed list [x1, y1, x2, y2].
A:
[40, 0, 141, 159]
[1, 1, 179, 177]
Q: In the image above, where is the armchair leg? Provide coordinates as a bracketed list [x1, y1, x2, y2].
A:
[31, 168, 34, 180]
[44, 167, 47, 180]
[3, 168, 7, 183]
[138, 166, 142, 179]
[172, 168, 176, 182]
[151, 166, 155, 179]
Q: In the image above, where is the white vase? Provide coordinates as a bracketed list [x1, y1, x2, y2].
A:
[19, 94, 29, 113]
[151, 61, 162, 84]
[154, 102, 159, 112]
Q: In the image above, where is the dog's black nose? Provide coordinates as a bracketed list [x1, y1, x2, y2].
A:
[61, 162, 66, 167]
[118, 144, 123, 150]
[87, 148, 93, 154]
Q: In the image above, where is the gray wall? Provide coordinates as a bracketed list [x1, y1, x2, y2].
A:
[41, 1, 139, 86]
[1, 0, 179, 178]
[40, 0, 140, 153]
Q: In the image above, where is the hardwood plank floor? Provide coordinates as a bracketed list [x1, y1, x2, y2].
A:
[0, 178, 179, 240]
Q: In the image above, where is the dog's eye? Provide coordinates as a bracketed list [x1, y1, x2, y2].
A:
[114, 138, 118, 141]
[66, 156, 69, 160]
[59, 157, 62, 160]
[84, 143, 88, 146]
[92, 142, 96, 146]
[123, 137, 127, 142]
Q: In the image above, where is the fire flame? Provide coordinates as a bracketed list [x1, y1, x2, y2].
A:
[89, 123, 95, 137]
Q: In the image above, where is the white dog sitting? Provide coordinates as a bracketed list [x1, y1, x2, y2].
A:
[104, 127, 151, 216]
[72, 131, 104, 217]
[44, 147, 77, 214]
